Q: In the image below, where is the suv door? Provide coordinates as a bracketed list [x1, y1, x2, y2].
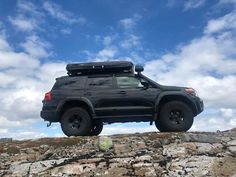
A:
[85, 76, 116, 117]
[113, 75, 161, 117]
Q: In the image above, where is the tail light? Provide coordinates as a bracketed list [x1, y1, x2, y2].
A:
[44, 91, 52, 101]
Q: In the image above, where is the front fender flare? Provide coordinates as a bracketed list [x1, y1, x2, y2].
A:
[154, 91, 197, 114]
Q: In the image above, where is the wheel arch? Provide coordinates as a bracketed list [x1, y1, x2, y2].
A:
[56, 97, 95, 121]
[155, 92, 198, 118]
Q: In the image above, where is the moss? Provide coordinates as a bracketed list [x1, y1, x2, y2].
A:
[0, 146, 4, 153]
[40, 138, 85, 147]
[6, 147, 20, 154]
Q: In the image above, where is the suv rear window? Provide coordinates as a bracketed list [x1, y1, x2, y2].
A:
[87, 77, 113, 88]
[53, 76, 86, 90]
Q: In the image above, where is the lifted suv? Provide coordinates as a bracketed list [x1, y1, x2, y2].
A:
[41, 61, 203, 136]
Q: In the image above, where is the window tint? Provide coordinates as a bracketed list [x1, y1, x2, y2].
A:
[87, 77, 113, 88]
[116, 76, 143, 88]
[52, 77, 86, 90]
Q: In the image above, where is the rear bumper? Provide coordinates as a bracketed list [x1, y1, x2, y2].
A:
[40, 109, 58, 122]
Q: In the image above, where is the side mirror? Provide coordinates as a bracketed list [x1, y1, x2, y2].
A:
[135, 65, 144, 73]
[141, 81, 149, 89]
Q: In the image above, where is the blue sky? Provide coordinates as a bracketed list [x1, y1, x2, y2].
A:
[0, 0, 236, 139]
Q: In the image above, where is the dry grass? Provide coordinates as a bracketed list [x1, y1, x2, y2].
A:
[0, 137, 87, 154]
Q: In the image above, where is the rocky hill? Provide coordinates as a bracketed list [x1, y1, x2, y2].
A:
[0, 129, 236, 177]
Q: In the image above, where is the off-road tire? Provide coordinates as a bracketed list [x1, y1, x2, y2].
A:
[155, 101, 193, 132]
[61, 107, 92, 136]
[90, 122, 103, 136]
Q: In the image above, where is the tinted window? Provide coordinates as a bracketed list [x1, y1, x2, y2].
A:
[87, 77, 113, 88]
[53, 76, 86, 90]
[116, 76, 143, 88]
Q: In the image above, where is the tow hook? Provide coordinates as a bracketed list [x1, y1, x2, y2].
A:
[47, 122, 52, 127]
[150, 121, 153, 125]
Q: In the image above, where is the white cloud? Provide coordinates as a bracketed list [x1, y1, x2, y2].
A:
[0, 34, 11, 51]
[103, 36, 113, 46]
[191, 109, 236, 132]
[220, 108, 234, 118]
[60, 28, 72, 35]
[119, 14, 142, 30]
[97, 48, 117, 59]
[0, 49, 39, 69]
[43, 1, 86, 25]
[9, 15, 37, 32]
[17, 1, 41, 15]
[101, 123, 157, 135]
[0, 29, 66, 139]
[1, 1, 236, 139]
[0, 129, 47, 140]
[20, 35, 51, 58]
[120, 35, 141, 49]
[0, 129, 8, 134]
[204, 11, 236, 34]
[0, 116, 37, 128]
[218, 0, 236, 6]
[143, 10, 236, 132]
[144, 35, 236, 109]
[184, 0, 206, 11]
[8, 1, 43, 32]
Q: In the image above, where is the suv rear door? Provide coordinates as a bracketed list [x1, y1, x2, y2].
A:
[85, 76, 117, 117]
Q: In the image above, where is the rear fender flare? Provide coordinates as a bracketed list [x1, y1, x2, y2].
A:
[56, 97, 95, 118]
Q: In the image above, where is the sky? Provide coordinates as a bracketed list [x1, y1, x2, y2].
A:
[0, 0, 236, 139]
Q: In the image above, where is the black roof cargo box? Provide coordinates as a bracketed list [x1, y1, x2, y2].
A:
[66, 61, 134, 75]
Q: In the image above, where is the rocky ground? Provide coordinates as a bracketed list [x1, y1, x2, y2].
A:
[0, 129, 236, 177]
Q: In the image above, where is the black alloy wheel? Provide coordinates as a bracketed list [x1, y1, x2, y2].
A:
[155, 101, 194, 132]
[90, 122, 103, 136]
[61, 107, 92, 136]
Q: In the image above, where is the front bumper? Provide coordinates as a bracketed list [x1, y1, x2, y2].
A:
[194, 97, 204, 114]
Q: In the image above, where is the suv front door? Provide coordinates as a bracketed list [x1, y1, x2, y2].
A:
[113, 75, 161, 117]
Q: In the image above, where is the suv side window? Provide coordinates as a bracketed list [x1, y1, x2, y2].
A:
[116, 76, 143, 88]
[53, 77, 86, 90]
[87, 77, 113, 89]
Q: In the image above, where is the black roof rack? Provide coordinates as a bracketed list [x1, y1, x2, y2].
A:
[66, 61, 134, 76]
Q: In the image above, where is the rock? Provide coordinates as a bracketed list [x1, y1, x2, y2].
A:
[188, 134, 222, 143]
[8, 162, 32, 176]
[182, 142, 197, 152]
[0, 153, 9, 157]
[167, 156, 217, 177]
[1, 130, 236, 176]
[51, 162, 97, 176]
[97, 136, 113, 151]
[135, 166, 157, 177]
[114, 144, 131, 155]
[163, 144, 186, 157]
[228, 146, 236, 155]
[195, 143, 213, 154]
[227, 139, 236, 146]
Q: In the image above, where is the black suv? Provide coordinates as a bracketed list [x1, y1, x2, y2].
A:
[41, 61, 203, 136]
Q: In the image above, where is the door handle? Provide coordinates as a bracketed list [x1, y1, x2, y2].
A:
[84, 92, 92, 96]
[117, 91, 126, 94]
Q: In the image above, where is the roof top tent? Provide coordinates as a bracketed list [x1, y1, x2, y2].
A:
[66, 61, 134, 76]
